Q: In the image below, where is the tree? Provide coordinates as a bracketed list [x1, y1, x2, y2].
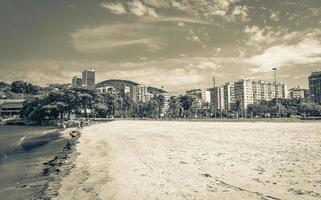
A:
[235, 99, 241, 118]
[95, 103, 108, 118]
[155, 95, 165, 117]
[169, 96, 183, 118]
[11, 80, 38, 94]
[78, 93, 94, 118]
[247, 104, 268, 117]
[179, 95, 192, 118]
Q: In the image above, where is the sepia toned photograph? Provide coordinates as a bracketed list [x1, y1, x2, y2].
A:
[0, 0, 321, 199]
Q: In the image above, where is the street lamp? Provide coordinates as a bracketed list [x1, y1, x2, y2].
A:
[272, 68, 279, 116]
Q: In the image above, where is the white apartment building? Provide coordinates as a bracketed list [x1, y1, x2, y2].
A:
[130, 84, 148, 102]
[223, 82, 235, 111]
[234, 80, 254, 114]
[210, 86, 225, 111]
[160, 92, 173, 114]
[234, 79, 287, 114]
[97, 86, 115, 94]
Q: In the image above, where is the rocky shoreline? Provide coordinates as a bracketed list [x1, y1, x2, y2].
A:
[33, 129, 81, 200]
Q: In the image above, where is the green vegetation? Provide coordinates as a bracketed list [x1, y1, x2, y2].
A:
[247, 98, 321, 118]
[20, 87, 169, 124]
[11, 80, 39, 94]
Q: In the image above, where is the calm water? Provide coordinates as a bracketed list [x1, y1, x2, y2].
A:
[0, 125, 67, 200]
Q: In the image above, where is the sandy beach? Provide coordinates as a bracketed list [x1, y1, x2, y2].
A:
[52, 121, 321, 200]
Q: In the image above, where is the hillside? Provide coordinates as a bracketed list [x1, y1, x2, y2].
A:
[0, 82, 10, 90]
[96, 79, 167, 94]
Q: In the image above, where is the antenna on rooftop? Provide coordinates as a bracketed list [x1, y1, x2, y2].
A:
[212, 77, 216, 87]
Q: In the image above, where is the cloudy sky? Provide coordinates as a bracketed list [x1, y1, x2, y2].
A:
[1, 0, 321, 93]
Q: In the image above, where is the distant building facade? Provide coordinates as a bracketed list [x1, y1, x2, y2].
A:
[82, 68, 95, 88]
[223, 82, 235, 111]
[210, 86, 225, 111]
[130, 84, 148, 102]
[97, 86, 116, 94]
[232, 79, 287, 114]
[160, 92, 173, 114]
[186, 89, 210, 103]
[234, 80, 253, 114]
[288, 87, 309, 100]
[186, 89, 210, 114]
[309, 71, 321, 104]
[123, 86, 131, 97]
[72, 75, 82, 88]
[0, 99, 25, 118]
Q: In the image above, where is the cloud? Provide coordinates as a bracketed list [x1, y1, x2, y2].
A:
[150, 17, 217, 26]
[243, 25, 304, 48]
[270, 11, 280, 21]
[0, 56, 228, 91]
[138, 0, 246, 23]
[70, 24, 165, 52]
[228, 5, 249, 22]
[100, 2, 127, 15]
[128, 0, 158, 18]
[246, 38, 321, 72]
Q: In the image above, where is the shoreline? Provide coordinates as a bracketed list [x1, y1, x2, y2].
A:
[35, 120, 110, 199]
[33, 128, 82, 200]
[115, 117, 318, 123]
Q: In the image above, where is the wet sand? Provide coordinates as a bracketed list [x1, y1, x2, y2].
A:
[54, 121, 321, 200]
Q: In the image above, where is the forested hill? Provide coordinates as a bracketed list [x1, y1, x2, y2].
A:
[96, 79, 168, 94]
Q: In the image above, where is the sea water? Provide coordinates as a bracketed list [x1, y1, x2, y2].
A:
[0, 125, 68, 200]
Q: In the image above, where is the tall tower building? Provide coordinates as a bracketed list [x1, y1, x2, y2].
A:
[82, 68, 95, 88]
[223, 82, 235, 111]
[309, 71, 321, 104]
[210, 86, 225, 111]
[234, 79, 253, 115]
[71, 75, 82, 88]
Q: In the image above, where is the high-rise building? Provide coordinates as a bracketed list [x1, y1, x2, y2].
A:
[309, 71, 321, 104]
[130, 85, 137, 101]
[82, 68, 95, 88]
[160, 92, 173, 114]
[223, 82, 235, 111]
[130, 84, 148, 102]
[71, 75, 82, 88]
[233, 79, 287, 114]
[234, 80, 253, 114]
[275, 83, 288, 99]
[210, 86, 225, 111]
[252, 81, 262, 104]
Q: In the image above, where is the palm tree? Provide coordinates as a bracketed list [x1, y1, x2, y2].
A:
[169, 97, 182, 118]
[235, 98, 241, 119]
[179, 95, 192, 118]
[156, 95, 165, 117]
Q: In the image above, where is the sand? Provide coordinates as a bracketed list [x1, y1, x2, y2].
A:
[53, 121, 321, 200]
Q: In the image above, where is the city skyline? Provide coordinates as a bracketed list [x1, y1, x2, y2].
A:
[1, 0, 321, 93]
